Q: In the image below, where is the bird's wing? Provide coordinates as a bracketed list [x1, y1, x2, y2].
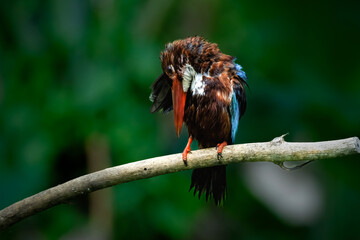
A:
[149, 73, 173, 113]
[230, 66, 247, 143]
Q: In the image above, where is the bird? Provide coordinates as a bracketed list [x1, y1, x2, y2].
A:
[149, 36, 247, 205]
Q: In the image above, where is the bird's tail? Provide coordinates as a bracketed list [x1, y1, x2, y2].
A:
[189, 165, 227, 206]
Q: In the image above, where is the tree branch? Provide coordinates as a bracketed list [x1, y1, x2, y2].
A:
[1, 136, 359, 230]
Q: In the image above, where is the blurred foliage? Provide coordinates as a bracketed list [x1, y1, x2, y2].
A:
[0, 0, 359, 239]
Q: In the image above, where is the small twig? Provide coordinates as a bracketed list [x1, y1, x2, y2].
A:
[274, 160, 314, 171]
[1, 136, 359, 230]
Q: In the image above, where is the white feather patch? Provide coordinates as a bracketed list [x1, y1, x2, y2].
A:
[191, 73, 207, 96]
[182, 64, 196, 92]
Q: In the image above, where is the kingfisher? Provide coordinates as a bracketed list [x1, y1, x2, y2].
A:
[149, 36, 247, 205]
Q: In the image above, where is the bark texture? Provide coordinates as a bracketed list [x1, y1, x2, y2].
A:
[1, 136, 359, 230]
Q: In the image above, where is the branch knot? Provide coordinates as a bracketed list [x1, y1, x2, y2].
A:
[270, 133, 288, 146]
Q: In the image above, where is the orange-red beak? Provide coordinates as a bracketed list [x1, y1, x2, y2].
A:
[172, 76, 187, 137]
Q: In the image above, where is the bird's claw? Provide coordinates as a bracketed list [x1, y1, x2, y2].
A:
[216, 141, 227, 161]
[182, 136, 193, 167]
[182, 150, 191, 166]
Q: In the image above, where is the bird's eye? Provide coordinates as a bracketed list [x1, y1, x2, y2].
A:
[166, 65, 176, 75]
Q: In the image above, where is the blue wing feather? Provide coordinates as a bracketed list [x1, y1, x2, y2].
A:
[230, 62, 248, 143]
[235, 64, 247, 81]
[230, 91, 240, 143]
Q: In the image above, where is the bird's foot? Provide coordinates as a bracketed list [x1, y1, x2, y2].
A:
[182, 136, 193, 166]
[216, 141, 227, 160]
[182, 148, 191, 166]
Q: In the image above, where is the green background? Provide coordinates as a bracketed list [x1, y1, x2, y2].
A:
[1, 0, 359, 239]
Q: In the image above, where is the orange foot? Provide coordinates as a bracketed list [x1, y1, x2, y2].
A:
[216, 141, 228, 160]
[182, 136, 193, 166]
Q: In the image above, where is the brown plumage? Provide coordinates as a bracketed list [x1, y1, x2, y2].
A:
[150, 36, 247, 205]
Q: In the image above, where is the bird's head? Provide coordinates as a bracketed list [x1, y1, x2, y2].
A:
[160, 42, 197, 137]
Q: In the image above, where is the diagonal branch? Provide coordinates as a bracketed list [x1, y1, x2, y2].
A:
[1, 136, 359, 230]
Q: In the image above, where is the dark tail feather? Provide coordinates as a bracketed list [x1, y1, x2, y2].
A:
[189, 165, 227, 206]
